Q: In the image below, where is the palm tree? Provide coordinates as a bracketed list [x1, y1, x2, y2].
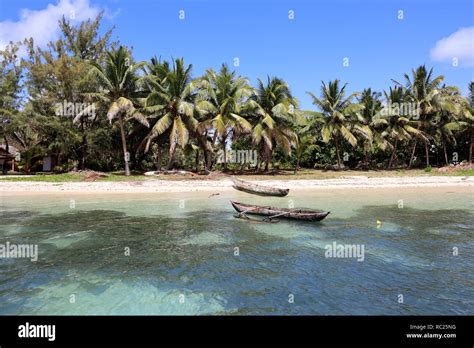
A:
[86, 46, 148, 175]
[393, 65, 461, 167]
[293, 133, 319, 174]
[248, 77, 299, 172]
[433, 86, 473, 165]
[373, 87, 427, 168]
[358, 88, 382, 165]
[196, 64, 253, 171]
[468, 82, 474, 163]
[142, 58, 199, 169]
[138, 56, 170, 170]
[307, 80, 370, 169]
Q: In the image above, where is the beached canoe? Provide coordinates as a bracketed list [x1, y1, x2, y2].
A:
[231, 201, 330, 222]
[231, 178, 289, 197]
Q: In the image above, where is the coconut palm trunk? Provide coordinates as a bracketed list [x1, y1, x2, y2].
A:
[79, 119, 87, 170]
[195, 149, 199, 172]
[156, 146, 162, 171]
[388, 139, 398, 169]
[118, 114, 131, 176]
[24, 153, 31, 174]
[469, 126, 474, 163]
[254, 157, 260, 173]
[424, 140, 430, 167]
[167, 142, 177, 170]
[335, 135, 342, 169]
[364, 147, 370, 165]
[197, 134, 212, 171]
[408, 140, 417, 168]
[263, 144, 271, 172]
[443, 142, 449, 165]
[222, 133, 228, 171]
[205, 148, 212, 171]
[88, 46, 149, 176]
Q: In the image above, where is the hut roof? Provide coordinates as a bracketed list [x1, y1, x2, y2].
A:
[0, 144, 18, 156]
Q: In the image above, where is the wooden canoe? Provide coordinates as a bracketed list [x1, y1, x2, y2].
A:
[231, 201, 330, 222]
[231, 178, 289, 197]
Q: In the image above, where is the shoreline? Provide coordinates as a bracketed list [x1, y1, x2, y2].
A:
[0, 176, 472, 195]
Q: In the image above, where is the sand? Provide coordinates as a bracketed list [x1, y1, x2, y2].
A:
[0, 176, 472, 195]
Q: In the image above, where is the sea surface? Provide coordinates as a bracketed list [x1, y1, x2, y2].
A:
[0, 187, 473, 315]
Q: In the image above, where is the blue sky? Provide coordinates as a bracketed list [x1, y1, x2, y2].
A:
[0, 0, 473, 109]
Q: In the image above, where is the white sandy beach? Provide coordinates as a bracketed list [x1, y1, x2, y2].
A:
[0, 176, 472, 194]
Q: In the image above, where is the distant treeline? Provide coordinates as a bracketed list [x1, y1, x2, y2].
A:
[0, 13, 473, 175]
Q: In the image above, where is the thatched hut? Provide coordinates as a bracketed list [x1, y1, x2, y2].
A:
[0, 145, 17, 173]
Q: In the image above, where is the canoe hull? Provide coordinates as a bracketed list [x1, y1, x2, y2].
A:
[232, 178, 289, 197]
[231, 201, 330, 222]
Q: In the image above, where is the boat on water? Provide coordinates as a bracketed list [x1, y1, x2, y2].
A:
[231, 178, 289, 197]
[231, 201, 330, 222]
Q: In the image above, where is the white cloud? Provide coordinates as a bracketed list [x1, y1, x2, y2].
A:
[430, 27, 474, 67]
[104, 7, 121, 20]
[0, 0, 100, 51]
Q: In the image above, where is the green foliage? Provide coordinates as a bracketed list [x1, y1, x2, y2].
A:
[248, 76, 299, 171]
[0, 16, 472, 175]
[142, 57, 198, 169]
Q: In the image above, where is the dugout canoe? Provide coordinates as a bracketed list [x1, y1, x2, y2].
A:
[231, 201, 330, 222]
[231, 178, 289, 197]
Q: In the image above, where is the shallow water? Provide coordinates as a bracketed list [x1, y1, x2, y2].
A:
[0, 187, 473, 315]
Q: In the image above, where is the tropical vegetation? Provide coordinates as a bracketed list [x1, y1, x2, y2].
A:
[1, 14, 472, 175]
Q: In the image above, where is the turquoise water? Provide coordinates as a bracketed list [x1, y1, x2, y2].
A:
[0, 187, 473, 315]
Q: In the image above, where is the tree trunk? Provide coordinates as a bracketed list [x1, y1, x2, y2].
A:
[388, 139, 398, 169]
[156, 146, 162, 171]
[198, 133, 212, 172]
[24, 154, 31, 174]
[443, 142, 449, 166]
[118, 115, 131, 176]
[4, 136, 9, 156]
[408, 140, 416, 169]
[222, 133, 228, 171]
[335, 136, 342, 169]
[212, 131, 218, 147]
[201, 146, 211, 172]
[263, 144, 271, 172]
[167, 143, 177, 170]
[206, 149, 212, 171]
[254, 157, 260, 173]
[79, 120, 87, 170]
[469, 126, 474, 163]
[364, 148, 370, 165]
[3, 136, 9, 174]
[294, 158, 299, 174]
[195, 149, 199, 172]
[408, 140, 417, 168]
[424, 140, 430, 167]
